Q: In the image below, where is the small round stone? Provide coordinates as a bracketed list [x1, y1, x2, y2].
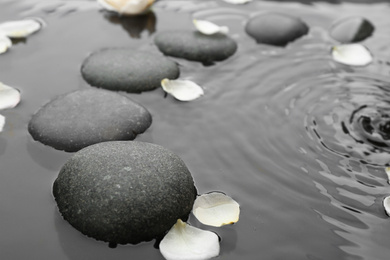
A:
[28, 89, 151, 152]
[245, 13, 309, 46]
[154, 31, 237, 64]
[53, 141, 197, 245]
[81, 48, 180, 92]
[329, 16, 374, 43]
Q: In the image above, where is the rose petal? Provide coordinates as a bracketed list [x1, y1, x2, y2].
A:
[386, 167, 390, 184]
[0, 114, 5, 132]
[193, 19, 229, 35]
[222, 0, 252, 4]
[0, 35, 11, 54]
[0, 82, 21, 110]
[98, 0, 154, 15]
[0, 18, 43, 38]
[383, 196, 390, 216]
[193, 192, 240, 227]
[159, 219, 220, 260]
[331, 44, 373, 66]
[161, 78, 204, 101]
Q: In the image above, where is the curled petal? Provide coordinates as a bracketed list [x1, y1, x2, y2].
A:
[159, 219, 220, 260]
[97, 0, 155, 15]
[193, 192, 240, 227]
[0, 82, 21, 110]
[0, 114, 5, 132]
[331, 44, 373, 66]
[161, 78, 204, 101]
[222, 0, 252, 4]
[384, 196, 390, 216]
[193, 20, 229, 35]
[0, 18, 43, 38]
[386, 167, 390, 184]
[0, 35, 12, 54]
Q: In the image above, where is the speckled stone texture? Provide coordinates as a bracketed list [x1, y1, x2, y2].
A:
[28, 89, 151, 152]
[245, 13, 309, 46]
[329, 16, 374, 43]
[154, 31, 237, 64]
[81, 48, 180, 92]
[53, 141, 197, 245]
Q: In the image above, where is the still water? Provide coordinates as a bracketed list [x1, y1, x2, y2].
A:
[1, 0, 390, 259]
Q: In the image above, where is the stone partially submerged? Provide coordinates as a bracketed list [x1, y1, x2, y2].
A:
[329, 16, 374, 43]
[154, 31, 237, 64]
[53, 141, 197, 245]
[28, 89, 151, 152]
[81, 48, 180, 92]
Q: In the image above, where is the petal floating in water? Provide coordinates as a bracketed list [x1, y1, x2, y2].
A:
[383, 196, 390, 216]
[0, 114, 5, 132]
[159, 219, 220, 260]
[0, 18, 44, 38]
[161, 78, 204, 101]
[222, 0, 252, 4]
[193, 192, 240, 227]
[385, 167, 390, 184]
[0, 82, 21, 110]
[193, 19, 229, 35]
[97, 0, 155, 15]
[0, 35, 11, 54]
[331, 44, 373, 66]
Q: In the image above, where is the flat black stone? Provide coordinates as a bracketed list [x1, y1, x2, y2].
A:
[329, 16, 374, 43]
[154, 31, 237, 64]
[28, 89, 152, 152]
[245, 13, 309, 46]
[53, 141, 197, 245]
[81, 49, 180, 92]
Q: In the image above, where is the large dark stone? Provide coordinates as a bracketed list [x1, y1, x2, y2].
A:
[53, 141, 197, 245]
[81, 48, 180, 92]
[245, 13, 309, 46]
[154, 31, 237, 64]
[329, 16, 374, 43]
[28, 89, 151, 152]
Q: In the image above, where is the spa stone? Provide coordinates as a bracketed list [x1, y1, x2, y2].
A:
[329, 16, 374, 43]
[53, 141, 197, 245]
[28, 89, 151, 152]
[154, 31, 237, 64]
[245, 13, 309, 46]
[81, 48, 179, 92]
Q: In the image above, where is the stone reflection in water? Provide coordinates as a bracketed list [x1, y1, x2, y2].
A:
[104, 11, 156, 38]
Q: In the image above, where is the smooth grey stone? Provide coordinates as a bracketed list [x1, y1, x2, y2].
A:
[245, 13, 309, 46]
[81, 49, 180, 92]
[154, 31, 237, 64]
[28, 89, 151, 152]
[329, 16, 374, 43]
[53, 141, 197, 245]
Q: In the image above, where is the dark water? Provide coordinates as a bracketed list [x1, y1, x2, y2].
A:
[2, 0, 390, 259]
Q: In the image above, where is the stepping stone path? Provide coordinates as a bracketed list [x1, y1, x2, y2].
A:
[53, 141, 197, 245]
[28, 89, 151, 152]
[81, 48, 180, 92]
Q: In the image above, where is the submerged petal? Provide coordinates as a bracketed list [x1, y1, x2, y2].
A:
[193, 20, 229, 35]
[193, 192, 240, 227]
[0, 35, 11, 54]
[222, 0, 252, 4]
[0, 114, 5, 132]
[161, 78, 204, 101]
[0, 18, 43, 38]
[0, 82, 21, 110]
[331, 44, 373, 66]
[160, 219, 220, 260]
[384, 196, 390, 216]
[98, 0, 154, 15]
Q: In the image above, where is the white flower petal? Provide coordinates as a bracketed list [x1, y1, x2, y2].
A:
[331, 44, 373, 66]
[161, 78, 204, 101]
[0, 114, 5, 132]
[160, 219, 220, 260]
[384, 196, 390, 216]
[385, 167, 390, 184]
[0, 18, 43, 38]
[98, 0, 154, 15]
[193, 20, 229, 35]
[0, 82, 21, 110]
[193, 192, 240, 227]
[0, 35, 12, 54]
[222, 0, 252, 4]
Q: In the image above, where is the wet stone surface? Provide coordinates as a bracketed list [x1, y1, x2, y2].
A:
[28, 89, 152, 152]
[245, 12, 309, 46]
[53, 141, 197, 245]
[154, 31, 237, 64]
[329, 16, 374, 43]
[81, 48, 180, 92]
